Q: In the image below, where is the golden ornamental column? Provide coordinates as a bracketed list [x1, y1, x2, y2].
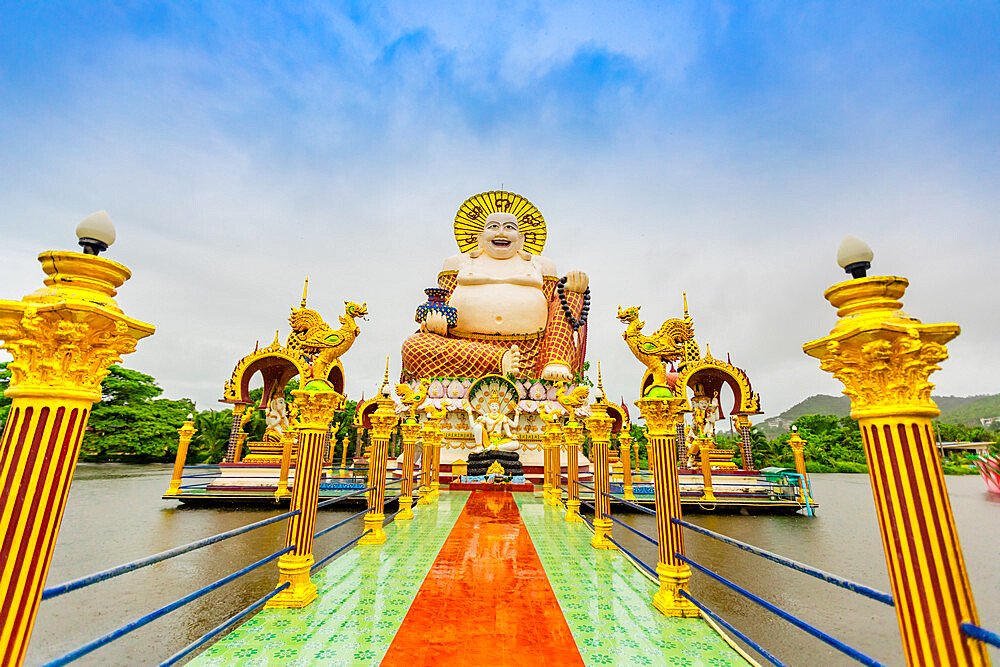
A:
[563, 420, 584, 522]
[619, 431, 636, 501]
[267, 388, 344, 608]
[699, 443, 716, 502]
[397, 419, 421, 520]
[417, 420, 434, 505]
[787, 429, 810, 505]
[585, 396, 615, 549]
[165, 415, 197, 496]
[539, 406, 563, 506]
[360, 389, 396, 545]
[637, 396, 699, 618]
[274, 427, 294, 500]
[0, 222, 155, 665]
[804, 253, 987, 666]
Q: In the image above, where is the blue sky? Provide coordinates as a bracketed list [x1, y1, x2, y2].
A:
[1, 2, 999, 417]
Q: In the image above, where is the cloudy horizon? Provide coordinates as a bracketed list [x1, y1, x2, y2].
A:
[2, 3, 998, 421]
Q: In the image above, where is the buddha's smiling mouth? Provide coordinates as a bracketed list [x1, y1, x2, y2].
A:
[492, 239, 512, 247]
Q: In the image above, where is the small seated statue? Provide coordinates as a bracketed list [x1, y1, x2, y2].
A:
[466, 390, 521, 454]
[401, 192, 589, 381]
[263, 396, 289, 443]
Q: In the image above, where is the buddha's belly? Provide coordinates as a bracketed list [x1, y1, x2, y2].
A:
[450, 283, 548, 335]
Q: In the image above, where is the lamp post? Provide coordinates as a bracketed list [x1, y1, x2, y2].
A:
[165, 415, 197, 496]
[787, 427, 810, 506]
[395, 383, 427, 521]
[563, 419, 584, 523]
[0, 213, 155, 665]
[803, 236, 987, 666]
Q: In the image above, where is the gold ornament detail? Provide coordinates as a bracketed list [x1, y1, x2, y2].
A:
[395, 379, 429, 421]
[0, 304, 150, 400]
[635, 396, 688, 435]
[454, 190, 546, 255]
[816, 332, 950, 417]
[617, 305, 693, 391]
[291, 389, 345, 429]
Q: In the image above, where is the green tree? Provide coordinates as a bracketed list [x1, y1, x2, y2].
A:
[81, 366, 194, 461]
[0, 361, 10, 432]
[188, 409, 236, 464]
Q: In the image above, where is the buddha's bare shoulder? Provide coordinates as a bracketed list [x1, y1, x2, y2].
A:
[441, 253, 471, 272]
[532, 254, 557, 278]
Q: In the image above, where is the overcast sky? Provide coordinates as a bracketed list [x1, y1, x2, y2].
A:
[1, 3, 998, 420]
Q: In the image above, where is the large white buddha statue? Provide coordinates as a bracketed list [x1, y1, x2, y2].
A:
[401, 191, 590, 381]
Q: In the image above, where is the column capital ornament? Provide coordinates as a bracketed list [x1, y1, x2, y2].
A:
[636, 396, 688, 435]
[291, 389, 345, 429]
[368, 396, 400, 436]
[803, 276, 959, 420]
[584, 401, 614, 441]
[788, 432, 806, 453]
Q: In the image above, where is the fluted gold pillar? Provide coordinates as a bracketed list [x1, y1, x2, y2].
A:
[698, 441, 716, 502]
[788, 431, 809, 505]
[805, 274, 987, 666]
[267, 388, 344, 608]
[619, 431, 635, 501]
[0, 249, 154, 664]
[397, 419, 421, 520]
[637, 396, 698, 618]
[586, 400, 615, 549]
[360, 391, 396, 545]
[165, 416, 197, 496]
[563, 420, 584, 522]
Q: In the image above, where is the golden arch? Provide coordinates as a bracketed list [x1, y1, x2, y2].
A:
[670, 355, 761, 416]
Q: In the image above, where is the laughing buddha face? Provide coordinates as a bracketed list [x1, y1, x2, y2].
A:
[477, 212, 524, 260]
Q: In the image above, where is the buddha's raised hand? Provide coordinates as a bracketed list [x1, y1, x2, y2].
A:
[564, 270, 589, 293]
[421, 310, 449, 336]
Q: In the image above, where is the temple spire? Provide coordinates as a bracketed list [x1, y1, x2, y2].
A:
[683, 291, 690, 320]
[379, 356, 390, 396]
[301, 278, 309, 308]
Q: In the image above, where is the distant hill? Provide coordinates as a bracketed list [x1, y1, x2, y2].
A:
[758, 393, 1000, 436]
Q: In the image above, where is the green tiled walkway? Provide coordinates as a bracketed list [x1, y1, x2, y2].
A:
[515, 494, 749, 667]
[192, 491, 749, 666]
[192, 492, 471, 666]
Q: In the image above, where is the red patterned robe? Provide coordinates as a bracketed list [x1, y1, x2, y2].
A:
[401, 271, 587, 381]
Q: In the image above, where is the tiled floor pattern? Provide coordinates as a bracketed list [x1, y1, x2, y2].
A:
[515, 494, 750, 667]
[382, 490, 583, 666]
[191, 491, 472, 666]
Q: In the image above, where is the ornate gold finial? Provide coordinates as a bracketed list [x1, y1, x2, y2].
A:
[379, 355, 390, 396]
[300, 278, 309, 308]
[683, 292, 689, 319]
[273, 329, 280, 346]
[597, 360, 605, 400]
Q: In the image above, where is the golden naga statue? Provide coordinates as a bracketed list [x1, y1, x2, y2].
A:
[395, 379, 429, 421]
[555, 382, 589, 422]
[401, 191, 590, 382]
[617, 305, 693, 390]
[287, 288, 367, 381]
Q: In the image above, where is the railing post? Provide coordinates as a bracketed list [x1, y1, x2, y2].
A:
[397, 419, 421, 520]
[540, 406, 563, 506]
[267, 387, 344, 608]
[619, 430, 635, 501]
[637, 396, 699, 617]
[0, 243, 154, 665]
[698, 441, 716, 502]
[360, 389, 396, 544]
[165, 415, 197, 496]
[788, 430, 810, 505]
[274, 428, 294, 500]
[430, 430, 442, 498]
[563, 420, 584, 522]
[586, 396, 615, 549]
[805, 271, 988, 666]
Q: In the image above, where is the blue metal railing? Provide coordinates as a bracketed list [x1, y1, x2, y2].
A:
[961, 622, 1000, 649]
[602, 491, 657, 516]
[679, 590, 788, 667]
[43, 544, 295, 666]
[671, 517, 893, 606]
[675, 552, 885, 667]
[158, 582, 290, 667]
[42, 509, 301, 600]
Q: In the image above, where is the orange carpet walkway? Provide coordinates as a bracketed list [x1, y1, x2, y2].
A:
[381, 490, 584, 667]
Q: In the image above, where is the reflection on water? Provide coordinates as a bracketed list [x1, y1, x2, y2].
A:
[23, 467, 1000, 666]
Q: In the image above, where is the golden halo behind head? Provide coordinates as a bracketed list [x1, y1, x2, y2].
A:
[454, 190, 546, 255]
